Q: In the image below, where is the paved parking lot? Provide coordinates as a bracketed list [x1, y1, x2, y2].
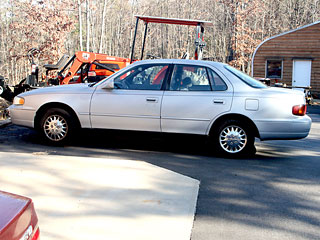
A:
[0, 108, 319, 240]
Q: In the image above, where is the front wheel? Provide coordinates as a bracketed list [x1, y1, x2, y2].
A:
[39, 108, 74, 144]
[211, 119, 255, 156]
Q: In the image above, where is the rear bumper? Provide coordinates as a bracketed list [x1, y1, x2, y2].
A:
[256, 115, 312, 140]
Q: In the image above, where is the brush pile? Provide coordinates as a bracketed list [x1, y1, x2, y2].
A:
[0, 97, 10, 120]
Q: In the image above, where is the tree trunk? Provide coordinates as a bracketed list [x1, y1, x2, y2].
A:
[86, 0, 90, 51]
[99, 0, 107, 53]
[78, 0, 83, 51]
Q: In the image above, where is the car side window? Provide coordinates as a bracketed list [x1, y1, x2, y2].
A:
[208, 68, 228, 91]
[169, 65, 211, 91]
[113, 64, 168, 90]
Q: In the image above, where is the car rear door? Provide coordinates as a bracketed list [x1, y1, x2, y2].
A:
[90, 63, 170, 131]
[161, 64, 233, 135]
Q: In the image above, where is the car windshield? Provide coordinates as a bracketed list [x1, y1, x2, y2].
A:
[224, 65, 267, 89]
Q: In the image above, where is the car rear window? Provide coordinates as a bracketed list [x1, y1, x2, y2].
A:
[224, 65, 267, 89]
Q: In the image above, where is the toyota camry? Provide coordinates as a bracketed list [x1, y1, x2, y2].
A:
[9, 59, 312, 156]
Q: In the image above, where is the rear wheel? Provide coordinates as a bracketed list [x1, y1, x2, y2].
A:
[39, 108, 74, 144]
[212, 119, 255, 156]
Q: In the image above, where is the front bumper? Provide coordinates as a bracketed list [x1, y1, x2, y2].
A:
[8, 105, 35, 128]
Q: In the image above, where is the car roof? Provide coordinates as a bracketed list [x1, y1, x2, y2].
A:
[132, 59, 226, 68]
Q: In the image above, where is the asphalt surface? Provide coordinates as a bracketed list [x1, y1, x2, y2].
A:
[0, 105, 319, 240]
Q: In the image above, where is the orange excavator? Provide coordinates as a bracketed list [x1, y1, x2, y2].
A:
[45, 51, 131, 85]
[0, 50, 131, 102]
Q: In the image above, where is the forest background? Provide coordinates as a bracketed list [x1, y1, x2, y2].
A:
[0, 0, 319, 85]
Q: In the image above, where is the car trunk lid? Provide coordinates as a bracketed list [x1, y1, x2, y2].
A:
[0, 191, 39, 240]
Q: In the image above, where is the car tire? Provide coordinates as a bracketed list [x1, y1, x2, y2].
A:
[39, 108, 74, 145]
[211, 119, 255, 156]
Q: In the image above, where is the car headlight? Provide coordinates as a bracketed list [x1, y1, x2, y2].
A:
[13, 96, 25, 105]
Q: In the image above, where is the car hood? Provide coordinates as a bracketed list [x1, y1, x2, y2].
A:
[19, 83, 93, 97]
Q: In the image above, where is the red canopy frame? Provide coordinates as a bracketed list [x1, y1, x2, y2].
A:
[135, 15, 213, 27]
[130, 15, 213, 63]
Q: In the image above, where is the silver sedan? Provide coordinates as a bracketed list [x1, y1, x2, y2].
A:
[9, 59, 312, 156]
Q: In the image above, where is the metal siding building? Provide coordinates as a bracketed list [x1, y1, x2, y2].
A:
[251, 21, 320, 95]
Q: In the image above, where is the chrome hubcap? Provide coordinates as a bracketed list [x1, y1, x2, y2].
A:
[219, 125, 247, 153]
[43, 115, 68, 141]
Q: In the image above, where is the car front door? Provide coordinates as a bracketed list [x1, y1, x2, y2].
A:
[161, 64, 233, 135]
[90, 63, 169, 131]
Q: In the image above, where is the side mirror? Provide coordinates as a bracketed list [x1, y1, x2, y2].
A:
[102, 78, 114, 90]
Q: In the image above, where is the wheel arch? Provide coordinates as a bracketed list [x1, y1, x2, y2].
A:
[208, 113, 260, 138]
[34, 102, 81, 130]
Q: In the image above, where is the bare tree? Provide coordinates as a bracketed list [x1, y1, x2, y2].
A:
[86, 0, 90, 51]
[78, 0, 83, 51]
[99, 0, 108, 53]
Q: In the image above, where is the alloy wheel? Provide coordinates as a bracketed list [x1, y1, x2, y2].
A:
[219, 125, 247, 153]
[43, 114, 68, 142]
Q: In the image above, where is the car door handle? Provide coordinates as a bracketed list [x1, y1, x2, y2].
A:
[213, 99, 225, 104]
[146, 97, 158, 103]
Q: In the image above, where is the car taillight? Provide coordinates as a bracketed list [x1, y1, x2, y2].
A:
[292, 104, 307, 116]
[31, 227, 40, 240]
[19, 225, 39, 240]
[88, 71, 96, 77]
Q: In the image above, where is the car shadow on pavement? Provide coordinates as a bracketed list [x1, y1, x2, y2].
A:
[1, 124, 320, 239]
